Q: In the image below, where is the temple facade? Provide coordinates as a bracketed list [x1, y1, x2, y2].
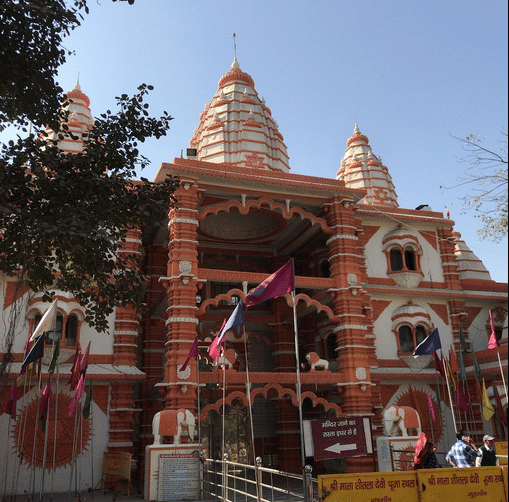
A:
[0, 59, 507, 493]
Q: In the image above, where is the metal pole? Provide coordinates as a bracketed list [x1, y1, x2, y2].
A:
[291, 292, 307, 492]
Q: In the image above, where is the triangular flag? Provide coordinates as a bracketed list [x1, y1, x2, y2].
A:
[444, 358, 456, 390]
[456, 377, 469, 412]
[20, 335, 45, 373]
[69, 351, 82, 392]
[68, 374, 84, 417]
[427, 390, 436, 422]
[80, 341, 91, 377]
[492, 383, 507, 427]
[83, 380, 93, 419]
[215, 303, 243, 346]
[412, 328, 441, 357]
[245, 259, 295, 306]
[471, 349, 482, 384]
[48, 339, 60, 375]
[208, 319, 226, 364]
[180, 337, 199, 373]
[482, 378, 494, 421]
[434, 351, 445, 378]
[4, 384, 18, 420]
[488, 310, 498, 349]
[448, 346, 459, 374]
[30, 301, 58, 342]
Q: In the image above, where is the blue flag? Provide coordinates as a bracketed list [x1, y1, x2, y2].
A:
[413, 328, 441, 357]
[215, 303, 244, 346]
[20, 335, 45, 373]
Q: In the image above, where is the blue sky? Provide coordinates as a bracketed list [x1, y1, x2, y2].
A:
[9, 0, 509, 282]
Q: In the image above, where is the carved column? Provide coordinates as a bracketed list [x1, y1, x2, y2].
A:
[109, 228, 142, 457]
[164, 181, 200, 412]
[325, 197, 375, 473]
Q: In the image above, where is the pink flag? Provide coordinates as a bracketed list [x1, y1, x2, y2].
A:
[426, 390, 436, 422]
[488, 310, 498, 349]
[208, 320, 226, 363]
[245, 259, 295, 306]
[69, 353, 82, 392]
[180, 337, 199, 372]
[68, 374, 84, 416]
[39, 379, 52, 422]
[4, 384, 18, 420]
[80, 341, 91, 376]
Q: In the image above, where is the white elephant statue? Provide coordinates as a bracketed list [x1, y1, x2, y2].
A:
[305, 352, 329, 371]
[152, 409, 197, 445]
[383, 405, 421, 437]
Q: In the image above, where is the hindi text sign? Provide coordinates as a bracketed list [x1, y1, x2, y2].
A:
[311, 417, 372, 461]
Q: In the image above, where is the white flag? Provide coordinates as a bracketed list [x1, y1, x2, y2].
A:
[30, 301, 58, 342]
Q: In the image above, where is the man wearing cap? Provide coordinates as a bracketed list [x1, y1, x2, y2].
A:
[446, 433, 481, 468]
[475, 435, 498, 466]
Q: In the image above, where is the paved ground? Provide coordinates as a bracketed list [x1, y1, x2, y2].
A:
[3, 489, 219, 502]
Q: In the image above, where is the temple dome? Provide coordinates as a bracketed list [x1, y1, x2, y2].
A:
[46, 80, 94, 153]
[337, 124, 398, 206]
[190, 58, 290, 172]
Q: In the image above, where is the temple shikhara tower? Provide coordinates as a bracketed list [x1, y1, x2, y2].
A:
[1, 58, 507, 493]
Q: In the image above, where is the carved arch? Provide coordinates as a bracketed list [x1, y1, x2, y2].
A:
[198, 197, 333, 235]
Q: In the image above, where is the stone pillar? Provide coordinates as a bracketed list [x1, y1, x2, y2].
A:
[437, 227, 462, 290]
[325, 197, 375, 473]
[109, 228, 142, 459]
[163, 181, 200, 412]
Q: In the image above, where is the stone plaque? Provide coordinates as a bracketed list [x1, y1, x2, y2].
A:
[157, 452, 200, 501]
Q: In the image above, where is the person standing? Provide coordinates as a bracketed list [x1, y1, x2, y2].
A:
[445, 433, 481, 467]
[475, 435, 498, 466]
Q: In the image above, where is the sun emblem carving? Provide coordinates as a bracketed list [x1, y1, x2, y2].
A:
[13, 393, 91, 469]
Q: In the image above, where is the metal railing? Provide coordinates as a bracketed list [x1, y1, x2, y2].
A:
[202, 455, 317, 502]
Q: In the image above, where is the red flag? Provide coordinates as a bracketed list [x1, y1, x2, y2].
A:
[4, 384, 18, 420]
[426, 390, 436, 422]
[245, 259, 295, 306]
[488, 310, 498, 349]
[456, 377, 469, 412]
[68, 375, 84, 416]
[449, 347, 459, 374]
[434, 351, 445, 378]
[180, 337, 199, 372]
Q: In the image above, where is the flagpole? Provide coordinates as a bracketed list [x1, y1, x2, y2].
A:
[240, 325, 260, 502]
[39, 380, 51, 502]
[443, 355, 458, 434]
[495, 347, 508, 398]
[291, 291, 306, 478]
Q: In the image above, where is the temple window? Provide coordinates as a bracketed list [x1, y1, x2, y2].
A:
[390, 248, 404, 271]
[33, 311, 81, 347]
[397, 323, 430, 354]
[388, 245, 419, 273]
